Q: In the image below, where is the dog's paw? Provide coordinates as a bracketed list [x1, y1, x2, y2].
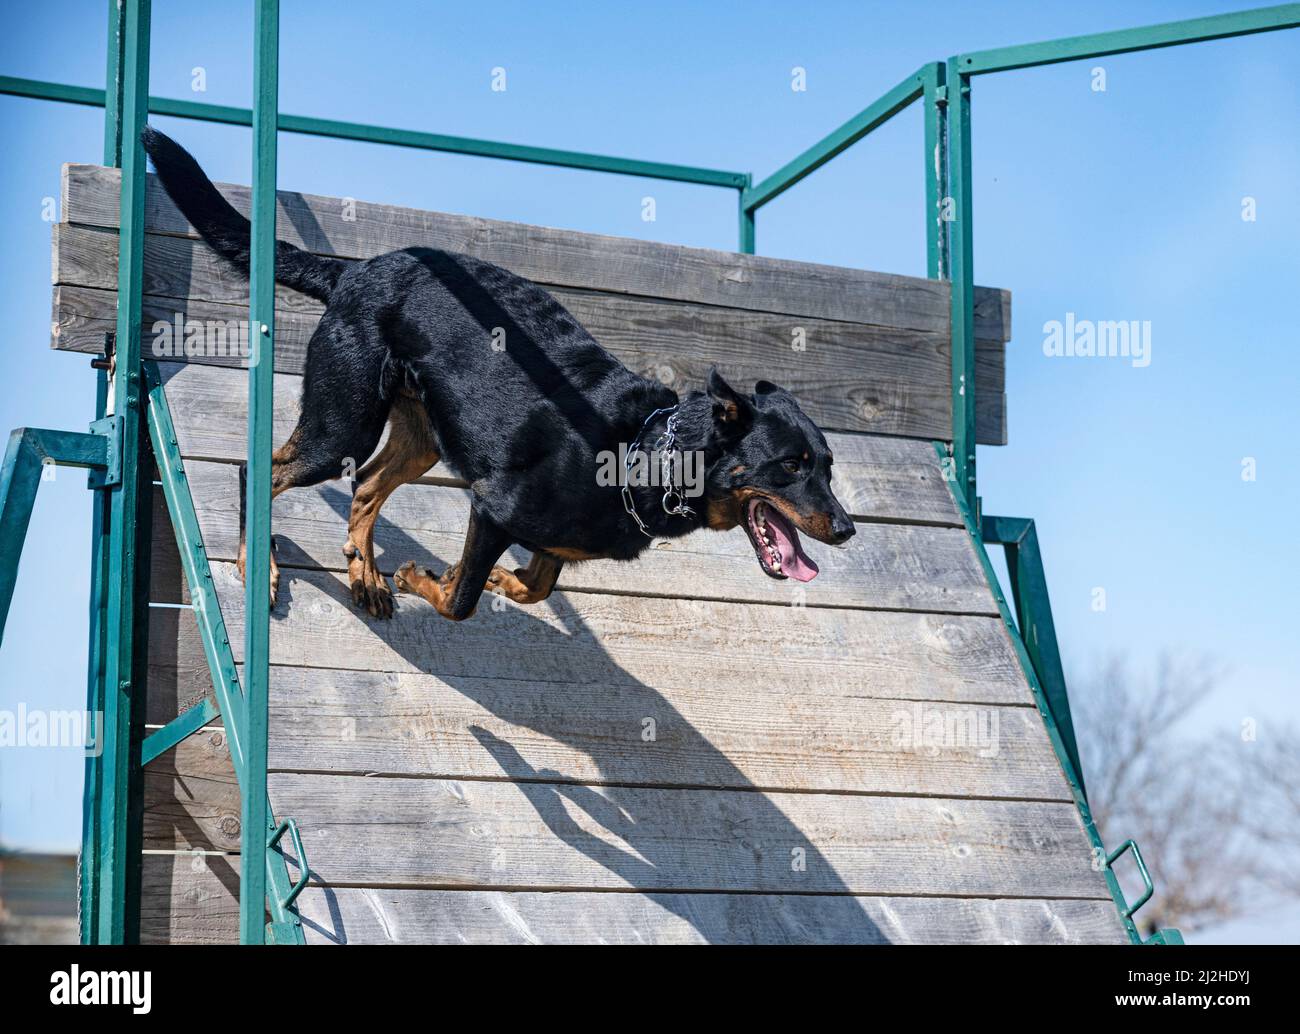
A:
[393, 561, 420, 595]
[350, 571, 394, 619]
[236, 553, 279, 610]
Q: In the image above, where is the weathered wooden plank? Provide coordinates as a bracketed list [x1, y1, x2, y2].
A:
[149, 362, 964, 525]
[54, 223, 1008, 442]
[142, 730, 239, 852]
[50, 279, 1007, 443]
[294, 888, 1126, 945]
[139, 857, 1122, 944]
[268, 773, 1108, 898]
[208, 561, 1032, 705]
[135, 646, 1065, 825]
[140, 851, 242, 945]
[178, 460, 993, 615]
[144, 549, 1028, 711]
[140, 614, 1060, 800]
[262, 667, 1062, 797]
[135, 647, 1068, 824]
[61, 164, 1011, 339]
[142, 587, 1057, 801]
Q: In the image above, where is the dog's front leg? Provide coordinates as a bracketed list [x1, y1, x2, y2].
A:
[393, 508, 510, 621]
[485, 551, 564, 604]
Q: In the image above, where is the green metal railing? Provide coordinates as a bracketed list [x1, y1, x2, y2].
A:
[2, 1, 1297, 944]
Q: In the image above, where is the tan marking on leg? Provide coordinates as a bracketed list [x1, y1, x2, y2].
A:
[394, 559, 475, 620]
[484, 551, 564, 604]
[239, 464, 296, 609]
[543, 546, 601, 562]
[345, 396, 440, 618]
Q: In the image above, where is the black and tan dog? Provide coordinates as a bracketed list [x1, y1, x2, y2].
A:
[142, 127, 855, 621]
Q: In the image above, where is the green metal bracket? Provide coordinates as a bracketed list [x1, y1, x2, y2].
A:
[981, 514, 1085, 798]
[0, 426, 113, 645]
[268, 819, 310, 909]
[87, 415, 123, 488]
[1106, 839, 1155, 919]
[140, 696, 220, 766]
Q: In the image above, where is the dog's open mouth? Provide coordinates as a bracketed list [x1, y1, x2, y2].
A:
[745, 499, 819, 582]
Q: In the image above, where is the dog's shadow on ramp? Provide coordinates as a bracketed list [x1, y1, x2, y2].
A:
[287, 491, 890, 945]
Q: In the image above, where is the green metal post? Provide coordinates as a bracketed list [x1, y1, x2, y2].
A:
[80, 367, 112, 945]
[921, 62, 947, 280]
[102, 0, 125, 164]
[241, 0, 280, 945]
[738, 179, 755, 254]
[945, 59, 976, 514]
[98, 0, 151, 945]
[81, 0, 127, 946]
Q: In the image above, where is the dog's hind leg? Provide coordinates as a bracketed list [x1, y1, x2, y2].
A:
[236, 335, 391, 608]
[343, 394, 440, 618]
[393, 507, 510, 621]
[484, 551, 564, 604]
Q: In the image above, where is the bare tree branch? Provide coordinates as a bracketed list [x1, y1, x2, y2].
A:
[1071, 654, 1293, 934]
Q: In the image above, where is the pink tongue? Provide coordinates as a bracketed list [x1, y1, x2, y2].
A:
[766, 509, 819, 582]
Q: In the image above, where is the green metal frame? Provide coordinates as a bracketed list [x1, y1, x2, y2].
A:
[3, 1, 1296, 945]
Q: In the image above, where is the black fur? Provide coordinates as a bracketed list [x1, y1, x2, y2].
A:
[142, 127, 854, 618]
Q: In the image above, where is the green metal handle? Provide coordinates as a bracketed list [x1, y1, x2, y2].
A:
[1106, 839, 1154, 918]
[267, 818, 309, 909]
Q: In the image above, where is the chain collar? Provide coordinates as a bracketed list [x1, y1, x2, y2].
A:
[621, 405, 697, 538]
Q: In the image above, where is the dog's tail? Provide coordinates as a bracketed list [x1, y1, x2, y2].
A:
[140, 126, 344, 304]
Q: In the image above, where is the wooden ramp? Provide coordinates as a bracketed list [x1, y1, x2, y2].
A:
[53, 165, 1126, 944]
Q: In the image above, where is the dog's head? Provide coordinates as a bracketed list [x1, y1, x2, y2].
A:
[697, 369, 854, 582]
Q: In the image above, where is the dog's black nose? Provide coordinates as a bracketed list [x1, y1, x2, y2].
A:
[830, 514, 856, 544]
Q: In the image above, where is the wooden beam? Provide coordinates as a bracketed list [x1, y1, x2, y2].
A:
[62, 164, 1012, 338]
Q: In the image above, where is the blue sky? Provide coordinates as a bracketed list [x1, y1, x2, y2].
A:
[1, 1, 1296, 940]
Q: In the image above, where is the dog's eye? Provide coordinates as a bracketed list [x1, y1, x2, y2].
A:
[781, 459, 801, 475]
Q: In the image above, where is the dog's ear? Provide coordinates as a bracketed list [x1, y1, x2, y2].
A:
[754, 379, 792, 399]
[707, 368, 754, 432]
